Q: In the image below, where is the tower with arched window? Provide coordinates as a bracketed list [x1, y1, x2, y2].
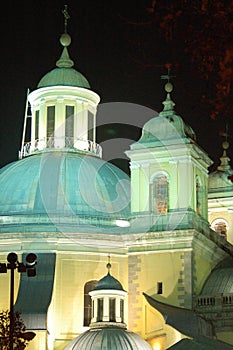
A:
[126, 81, 212, 227]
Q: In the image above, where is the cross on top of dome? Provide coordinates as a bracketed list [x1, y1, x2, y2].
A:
[62, 4, 70, 34]
[161, 63, 175, 93]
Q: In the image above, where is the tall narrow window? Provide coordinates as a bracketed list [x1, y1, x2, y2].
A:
[88, 111, 94, 142]
[109, 298, 116, 322]
[47, 106, 55, 147]
[35, 110, 39, 141]
[151, 173, 169, 214]
[65, 106, 74, 147]
[157, 282, 163, 294]
[120, 299, 124, 322]
[97, 298, 103, 322]
[196, 176, 201, 215]
[83, 280, 98, 326]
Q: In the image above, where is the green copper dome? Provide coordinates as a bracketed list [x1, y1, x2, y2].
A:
[131, 90, 196, 149]
[94, 272, 124, 291]
[201, 259, 233, 294]
[37, 67, 90, 89]
[37, 33, 90, 89]
[64, 327, 152, 350]
[0, 152, 130, 232]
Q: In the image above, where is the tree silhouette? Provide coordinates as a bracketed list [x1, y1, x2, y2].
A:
[0, 310, 35, 349]
[123, 0, 233, 120]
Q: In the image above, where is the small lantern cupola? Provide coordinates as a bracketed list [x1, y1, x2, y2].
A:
[89, 258, 127, 329]
[64, 258, 152, 349]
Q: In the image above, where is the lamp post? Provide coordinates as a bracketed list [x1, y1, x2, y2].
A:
[0, 252, 37, 350]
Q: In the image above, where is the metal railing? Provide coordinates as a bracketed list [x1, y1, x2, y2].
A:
[19, 137, 102, 158]
[195, 294, 233, 310]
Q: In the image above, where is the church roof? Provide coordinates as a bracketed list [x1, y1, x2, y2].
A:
[0, 151, 130, 232]
[64, 327, 152, 350]
[143, 292, 233, 349]
[143, 293, 199, 338]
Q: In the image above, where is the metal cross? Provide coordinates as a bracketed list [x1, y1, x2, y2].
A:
[161, 64, 175, 82]
[219, 123, 231, 141]
[62, 5, 70, 33]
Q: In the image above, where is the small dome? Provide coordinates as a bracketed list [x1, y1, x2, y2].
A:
[37, 32, 90, 89]
[200, 259, 233, 294]
[131, 90, 196, 149]
[37, 67, 90, 89]
[94, 272, 124, 291]
[208, 170, 233, 193]
[208, 142, 233, 194]
[137, 114, 196, 146]
[64, 327, 152, 350]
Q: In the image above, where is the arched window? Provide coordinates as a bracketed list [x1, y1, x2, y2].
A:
[151, 173, 169, 214]
[211, 218, 228, 239]
[83, 280, 98, 326]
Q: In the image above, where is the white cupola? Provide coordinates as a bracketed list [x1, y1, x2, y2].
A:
[19, 9, 101, 159]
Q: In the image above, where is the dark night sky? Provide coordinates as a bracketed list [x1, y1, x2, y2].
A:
[0, 1, 231, 173]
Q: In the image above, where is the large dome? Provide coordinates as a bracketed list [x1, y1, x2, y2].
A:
[0, 151, 130, 233]
[64, 327, 152, 350]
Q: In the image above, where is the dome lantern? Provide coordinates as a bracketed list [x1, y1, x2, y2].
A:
[64, 260, 153, 350]
[89, 258, 127, 328]
[19, 6, 101, 160]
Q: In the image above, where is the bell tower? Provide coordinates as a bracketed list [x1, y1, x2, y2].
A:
[126, 72, 213, 231]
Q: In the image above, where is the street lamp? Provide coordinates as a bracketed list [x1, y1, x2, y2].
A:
[0, 252, 37, 350]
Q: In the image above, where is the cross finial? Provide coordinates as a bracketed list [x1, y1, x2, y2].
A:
[161, 63, 175, 93]
[161, 63, 175, 83]
[62, 5, 70, 33]
[219, 123, 231, 142]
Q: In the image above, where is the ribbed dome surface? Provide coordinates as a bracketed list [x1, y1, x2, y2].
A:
[37, 67, 90, 88]
[201, 258, 233, 295]
[137, 114, 196, 147]
[0, 151, 130, 231]
[201, 267, 233, 294]
[64, 327, 152, 350]
[94, 273, 124, 291]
